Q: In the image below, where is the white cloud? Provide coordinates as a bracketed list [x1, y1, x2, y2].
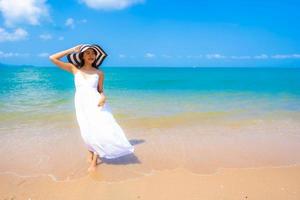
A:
[0, 51, 29, 57]
[0, 0, 49, 27]
[271, 54, 300, 59]
[80, 0, 144, 10]
[254, 54, 268, 59]
[112, 53, 300, 61]
[186, 55, 202, 59]
[65, 18, 75, 29]
[64, 18, 87, 29]
[145, 52, 155, 58]
[230, 55, 251, 59]
[206, 54, 226, 59]
[38, 52, 49, 57]
[203, 53, 300, 60]
[0, 27, 28, 42]
[39, 33, 52, 40]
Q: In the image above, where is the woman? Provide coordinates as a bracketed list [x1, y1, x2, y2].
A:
[49, 44, 135, 172]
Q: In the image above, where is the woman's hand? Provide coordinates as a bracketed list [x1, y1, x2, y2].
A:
[49, 45, 83, 73]
[97, 94, 106, 107]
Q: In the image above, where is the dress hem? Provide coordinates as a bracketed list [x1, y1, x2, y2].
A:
[98, 148, 135, 159]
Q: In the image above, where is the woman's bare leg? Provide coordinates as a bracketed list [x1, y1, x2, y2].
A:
[87, 152, 98, 172]
[87, 150, 93, 163]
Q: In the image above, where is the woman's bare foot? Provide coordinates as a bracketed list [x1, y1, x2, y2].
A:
[87, 165, 97, 172]
[87, 152, 98, 172]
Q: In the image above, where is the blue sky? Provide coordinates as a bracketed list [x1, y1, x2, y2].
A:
[0, 0, 300, 67]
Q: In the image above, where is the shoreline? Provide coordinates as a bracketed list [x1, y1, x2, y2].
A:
[1, 164, 299, 199]
[1, 162, 300, 183]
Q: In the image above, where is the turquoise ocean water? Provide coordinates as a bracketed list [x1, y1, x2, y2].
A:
[1, 66, 300, 125]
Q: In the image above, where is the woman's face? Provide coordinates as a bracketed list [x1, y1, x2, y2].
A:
[83, 48, 97, 65]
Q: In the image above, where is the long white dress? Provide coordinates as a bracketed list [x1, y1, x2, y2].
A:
[74, 70, 134, 159]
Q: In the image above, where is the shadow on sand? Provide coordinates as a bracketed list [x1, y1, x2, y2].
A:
[100, 139, 145, 165]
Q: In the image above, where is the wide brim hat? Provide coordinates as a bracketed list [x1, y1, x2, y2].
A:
[67, 44, 107, 67]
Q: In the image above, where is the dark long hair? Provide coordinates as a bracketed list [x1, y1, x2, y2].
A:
[77, 49, 99, 69]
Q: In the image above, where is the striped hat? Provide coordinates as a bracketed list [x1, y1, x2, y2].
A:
[67, 44, 107, 68]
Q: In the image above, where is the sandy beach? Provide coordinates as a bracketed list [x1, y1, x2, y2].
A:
[1, 165, 299, 199]
[1, 116, 300, 199]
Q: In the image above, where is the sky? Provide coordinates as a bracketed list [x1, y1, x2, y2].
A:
[0, 0, 300, 67]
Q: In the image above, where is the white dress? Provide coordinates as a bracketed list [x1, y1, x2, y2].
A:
[74, 70, 134, 159]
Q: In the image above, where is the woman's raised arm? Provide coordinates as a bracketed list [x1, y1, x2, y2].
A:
[49, 45, 81, 74]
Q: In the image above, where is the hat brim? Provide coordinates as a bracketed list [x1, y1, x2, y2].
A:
[67, 44, 107, 67]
